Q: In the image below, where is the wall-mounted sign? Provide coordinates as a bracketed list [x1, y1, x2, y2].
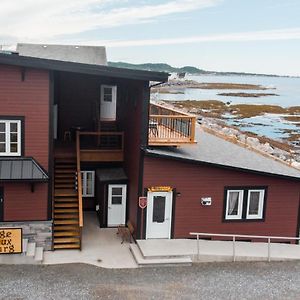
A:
[139, 197, 147, 209]
[0, 228, 22, 254]
[148, 186, 173, 192]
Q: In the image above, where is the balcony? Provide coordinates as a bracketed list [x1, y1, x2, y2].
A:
[148, 103, 196, 146]
[77, 131, 124, 162]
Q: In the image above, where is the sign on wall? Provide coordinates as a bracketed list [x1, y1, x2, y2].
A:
[139, 197, 147, 209]
[148, 186, 173, 192]
[0, 228, 22, 254]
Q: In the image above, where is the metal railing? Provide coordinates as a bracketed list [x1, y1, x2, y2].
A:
[190, 232, 300, 262]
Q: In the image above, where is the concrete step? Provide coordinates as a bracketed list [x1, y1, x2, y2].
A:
[26, 242, 36, 257]
[22, 238, 28, 254]
[34, 247, 44, 262]
[129, 244, 192, 267]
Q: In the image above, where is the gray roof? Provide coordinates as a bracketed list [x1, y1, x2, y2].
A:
[96, 168, 127, 182]
[0, 158, 48, 181]
[145, 125, 300, 180]
[17, 43, 107, 66]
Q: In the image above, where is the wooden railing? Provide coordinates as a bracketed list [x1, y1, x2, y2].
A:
[149, 103, 196, 146]
[76, 131, 83, 250]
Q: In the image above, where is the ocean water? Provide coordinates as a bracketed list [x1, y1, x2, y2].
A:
[151, 74, 300, 141]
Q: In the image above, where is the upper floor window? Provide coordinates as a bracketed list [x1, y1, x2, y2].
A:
[224, 187, 266, 221]
[0, 120, 21, 156]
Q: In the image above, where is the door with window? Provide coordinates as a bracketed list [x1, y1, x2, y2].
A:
[0, 188, 3, 222]
[146, 191, 173, 239]
[100, 85, 117, 121]
[107, 184, 127, 227]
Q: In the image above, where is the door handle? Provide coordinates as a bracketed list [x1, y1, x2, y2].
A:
[108, 206, 112, 209]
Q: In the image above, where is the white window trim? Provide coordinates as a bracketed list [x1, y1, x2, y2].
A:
[225, 190, 244, 220]
[81, 171, 95, 197]
[100, 85, 117, 103]
[246, 189, 265, 219]
[0, 120, 21, 156]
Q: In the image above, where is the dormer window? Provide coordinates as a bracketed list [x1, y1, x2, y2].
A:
[0, 119, 22, 156]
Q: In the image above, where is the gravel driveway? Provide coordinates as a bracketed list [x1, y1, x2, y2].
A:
[0, 261, 299, 300]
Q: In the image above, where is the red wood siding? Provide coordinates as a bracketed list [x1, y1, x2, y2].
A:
[0, 64, 49, 221]
[0, 64, 49, 170]
[143, 156, 300, 239]
[3, 183, 48, 221]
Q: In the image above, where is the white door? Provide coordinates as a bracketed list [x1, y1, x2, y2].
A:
[100, 85, 117, 121]
[107, 184, 127, 227]
[146, 191, 173, 239]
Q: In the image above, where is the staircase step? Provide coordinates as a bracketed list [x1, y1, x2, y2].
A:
[54, 220, 79, 225]
[54, 225, 80, 231]
[54, 208, 79, 213]
[54, 237, 81, 244]
[55, 184, 76, 189]
[55, 169, 76, 174]
[55, 174, 76, 178]
[55, 190, 77, 197]
[54, 203, 78, 208]
[54, 197, 78, 202]
[54, 214, 79, 219]
[26, 242, 36, 257]
[54, 231, 80, 237]
[55, 178, 76, 183]
[54, 243, 80, 250]
[129, 244, 192, 267]
[34, 247, 44, 262]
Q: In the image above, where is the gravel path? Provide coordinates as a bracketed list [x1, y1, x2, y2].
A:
[0, 261, 300, 299]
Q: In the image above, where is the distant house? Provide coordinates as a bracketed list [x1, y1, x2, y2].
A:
[0, 44, 299, 253]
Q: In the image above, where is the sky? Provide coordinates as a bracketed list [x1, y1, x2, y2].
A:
[0, 0, 300, 76]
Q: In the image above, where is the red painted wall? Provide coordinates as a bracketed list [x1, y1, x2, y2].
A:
[143, 156, 300, 239]
[0, 65, 49, 170]
[0, 64, 49, 221]
[3, 183, 48, 221]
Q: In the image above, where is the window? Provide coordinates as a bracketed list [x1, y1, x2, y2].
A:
[246, 190, 265, 219]
[81, 171, 95, 197]
[0, 120, 21, 156]
[101, 85, 117, 103]
[225, 190, 244, 220]
[111, 187, 123, 205]
[224, 187, 266, 221]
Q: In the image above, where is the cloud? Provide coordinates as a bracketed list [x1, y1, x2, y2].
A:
[0, 0, 220, 41]
[80, 28, 300, 47]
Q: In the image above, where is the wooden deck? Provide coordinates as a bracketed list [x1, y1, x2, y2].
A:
[148, 103, 196, 146]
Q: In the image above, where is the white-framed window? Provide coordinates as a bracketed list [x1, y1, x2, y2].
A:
[81, 171, 95, 197]
[0, 120, 21, 156]
[101, 85, 117, 103]
[246, 189, 265, 219]
[225, 190, 244, 220]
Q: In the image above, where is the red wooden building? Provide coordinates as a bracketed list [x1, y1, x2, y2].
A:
[0, 44, 299, 251]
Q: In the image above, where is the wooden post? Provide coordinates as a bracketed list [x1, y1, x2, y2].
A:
[190, 117, 196, 142]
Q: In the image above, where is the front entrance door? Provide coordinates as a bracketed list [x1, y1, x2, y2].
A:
[146, 191, 173, 239]
[107, 184, 126, 227]
[0, 188, 3, 221]
[100, 85, 117, 121]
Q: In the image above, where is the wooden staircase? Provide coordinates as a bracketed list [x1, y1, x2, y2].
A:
[53, 158, 81, 250]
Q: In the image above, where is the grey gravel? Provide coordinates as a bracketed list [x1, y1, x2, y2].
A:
[0, 261, 300, 299]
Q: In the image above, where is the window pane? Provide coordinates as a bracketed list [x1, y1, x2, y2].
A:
[0, 133, 5, 143]
[104, 87, 112, 95]
[153, 196, 166, 223]
[86, 174, 93, 195]
[249, 192, 260, 215]
[0, 123, 5, 132]
[228, 192, 240, 216]
[112, 187, 122, 196]
[104, 94, 112, 102]
[10, 133, 17, 143]
[112, 196, 122, 205]
[0, 143, 5, 152]
[10, 143, 18, 153]
[10, 123, 18, 132]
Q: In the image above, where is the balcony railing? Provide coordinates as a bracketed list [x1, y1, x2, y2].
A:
[77, 131, 124, 162]
[149, 103, 196, 146]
